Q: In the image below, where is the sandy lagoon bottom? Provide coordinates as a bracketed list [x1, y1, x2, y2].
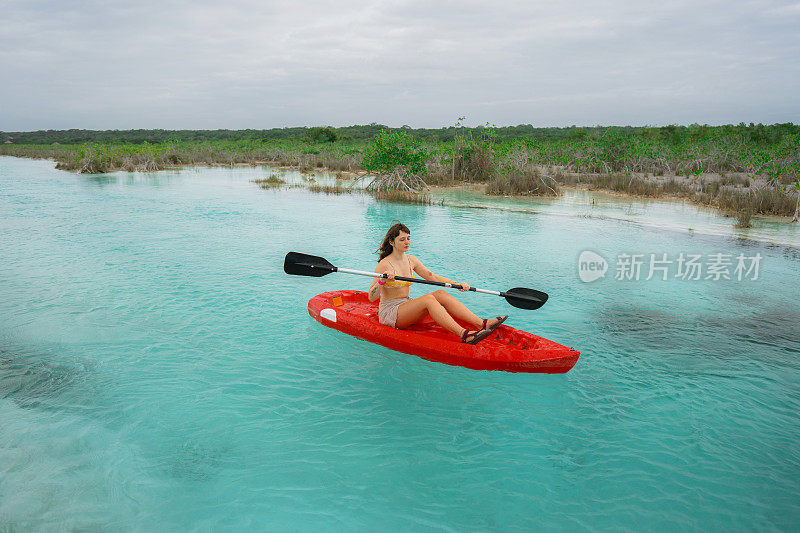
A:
[1, 157, 799, 530]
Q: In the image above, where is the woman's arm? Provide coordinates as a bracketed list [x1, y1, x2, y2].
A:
[367, 263, 394, 302]
[410, 255, 454, 284]
[410, 255, 470, 291]
[367, 275, 382, 302]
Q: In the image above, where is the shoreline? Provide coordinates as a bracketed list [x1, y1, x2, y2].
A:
[2, 153, 797, 225]
[430, 184, 800, 249]
[430, 181, 799, 225]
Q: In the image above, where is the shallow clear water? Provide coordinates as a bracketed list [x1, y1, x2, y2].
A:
[434, 184, 800, 249]
[1, 156, 799, 531]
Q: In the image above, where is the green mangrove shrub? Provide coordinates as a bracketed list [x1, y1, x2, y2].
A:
[362, 130, 427, 175]
[362, 130, 429, 192]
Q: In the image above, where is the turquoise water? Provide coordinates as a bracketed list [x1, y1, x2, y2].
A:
[1, 156, 799, 531]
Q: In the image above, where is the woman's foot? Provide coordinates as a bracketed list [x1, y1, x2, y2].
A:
[461, 327, 492, 345]
[481, 315, 509, 334]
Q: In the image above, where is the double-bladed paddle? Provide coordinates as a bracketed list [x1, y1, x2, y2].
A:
[283, 251, 548, 310]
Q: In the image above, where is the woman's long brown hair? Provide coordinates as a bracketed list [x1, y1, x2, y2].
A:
[376, 221, 410, 261]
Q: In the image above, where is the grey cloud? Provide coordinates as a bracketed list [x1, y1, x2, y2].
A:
[1, 0, 798, 130]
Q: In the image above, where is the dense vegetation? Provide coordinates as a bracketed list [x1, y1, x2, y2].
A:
[2, 122, 798, 224]
[3, 122, 799, 145]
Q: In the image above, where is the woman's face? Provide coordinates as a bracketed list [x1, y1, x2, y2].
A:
[392, 231, 411, 252]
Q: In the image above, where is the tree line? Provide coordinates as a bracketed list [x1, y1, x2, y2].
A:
[3, 122, 798, 145]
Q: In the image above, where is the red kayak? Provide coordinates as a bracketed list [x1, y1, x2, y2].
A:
[308, 290, 580, 373]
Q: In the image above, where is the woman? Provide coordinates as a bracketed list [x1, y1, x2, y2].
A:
[367, 222, 507, 344]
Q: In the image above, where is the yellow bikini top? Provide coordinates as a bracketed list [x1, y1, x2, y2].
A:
[384, 257, 415, 288]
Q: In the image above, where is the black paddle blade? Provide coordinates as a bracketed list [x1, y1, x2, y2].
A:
[503, 287, 549, 310]
[284, 252, 337, 277]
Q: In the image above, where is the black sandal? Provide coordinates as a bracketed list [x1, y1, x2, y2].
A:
[461, 328, 492, 345]
[485, 315, 509, 334]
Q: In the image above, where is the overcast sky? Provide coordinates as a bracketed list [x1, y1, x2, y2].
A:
[2, 0, 799, 130]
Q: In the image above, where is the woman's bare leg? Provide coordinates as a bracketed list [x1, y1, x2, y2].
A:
[429, 290, 501, 329]
[395, 293, 465, 337]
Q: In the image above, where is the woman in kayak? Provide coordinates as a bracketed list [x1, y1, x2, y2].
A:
[367, 222, 507, 344]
